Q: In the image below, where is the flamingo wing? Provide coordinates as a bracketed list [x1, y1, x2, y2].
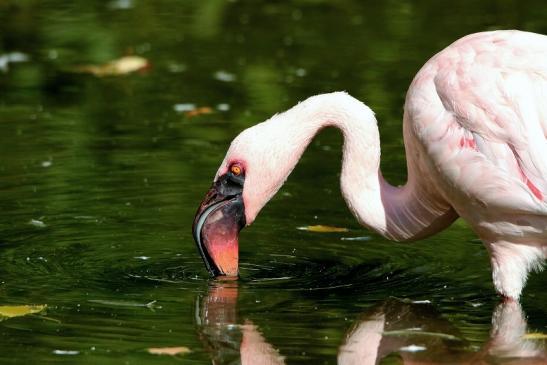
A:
[410, 31, 547, 215]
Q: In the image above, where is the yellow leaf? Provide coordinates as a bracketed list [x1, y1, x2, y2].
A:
[0, 304, 47, 319]
[523, 333, 547, 340]
[297, 225, 349, 233]
[148, 346, 191, 356]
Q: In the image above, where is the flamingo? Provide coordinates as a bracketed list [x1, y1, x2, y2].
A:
[193, 30, 547, 299]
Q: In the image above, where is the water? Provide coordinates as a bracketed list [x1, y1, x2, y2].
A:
[0, 1, 546, 364]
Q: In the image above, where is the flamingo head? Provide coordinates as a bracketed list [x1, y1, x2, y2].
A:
[192, 118, 303, 277]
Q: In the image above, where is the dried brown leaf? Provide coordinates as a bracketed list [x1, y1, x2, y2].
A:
[184, 107, 213, 118]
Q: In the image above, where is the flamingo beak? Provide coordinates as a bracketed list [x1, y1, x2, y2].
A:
[192, 174, 245, 277]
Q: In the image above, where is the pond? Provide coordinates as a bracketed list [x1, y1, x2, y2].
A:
[0, 1, 545, 364]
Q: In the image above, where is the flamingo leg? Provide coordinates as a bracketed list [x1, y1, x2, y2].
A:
[485, 239, 544, 299]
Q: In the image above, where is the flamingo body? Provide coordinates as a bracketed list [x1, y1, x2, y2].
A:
[405, 31, 547, 298]
[193, 30, 546, 299]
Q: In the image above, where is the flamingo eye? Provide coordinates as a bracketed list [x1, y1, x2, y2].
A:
[230, 164, 242, 176]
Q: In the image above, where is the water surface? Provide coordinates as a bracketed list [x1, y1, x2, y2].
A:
[0, 1, 545, 364]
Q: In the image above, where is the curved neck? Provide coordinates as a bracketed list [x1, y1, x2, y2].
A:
[272, 92, 455, 241]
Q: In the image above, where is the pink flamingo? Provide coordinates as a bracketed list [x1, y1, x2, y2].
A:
[193, 30, 546, 299]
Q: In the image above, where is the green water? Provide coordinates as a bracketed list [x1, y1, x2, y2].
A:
[0, 1, 545, 364]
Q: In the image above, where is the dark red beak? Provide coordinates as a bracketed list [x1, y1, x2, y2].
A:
[192, 173, 245, 277]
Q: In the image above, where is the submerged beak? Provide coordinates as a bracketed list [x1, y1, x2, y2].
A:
[192, 174, 245, 277]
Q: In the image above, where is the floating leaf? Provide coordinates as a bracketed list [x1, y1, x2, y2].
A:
[52, 350, 79, 356]
[184, 106, 213, 118]
[523, 333, 547, 340]
[28, 219, 46, 228]
[88, 299, 160, 310]
[72, 56, 149, 77]
[0, 52, 29, 72]
[0, 304, 47, 320]
[173, 103, 196, 112]
[108, 0, 134, 10]
[297, 225, 349, 233]
[399, 344, 426, 352]
[341, 236, 371, 241]
[216, 103, 230, 111]
[382, 329, 461, 341]
[148, 346, 191, 356]
[410, 300, 431, 304]
[213, 70, 236, 82]
[174, 103, 214, 117]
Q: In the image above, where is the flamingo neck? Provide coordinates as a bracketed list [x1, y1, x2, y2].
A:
[274, 92, 453, 241]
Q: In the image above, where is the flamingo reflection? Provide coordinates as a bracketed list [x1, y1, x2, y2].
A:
[196, 283, 545, 364]
[196, 281, 285, 365]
